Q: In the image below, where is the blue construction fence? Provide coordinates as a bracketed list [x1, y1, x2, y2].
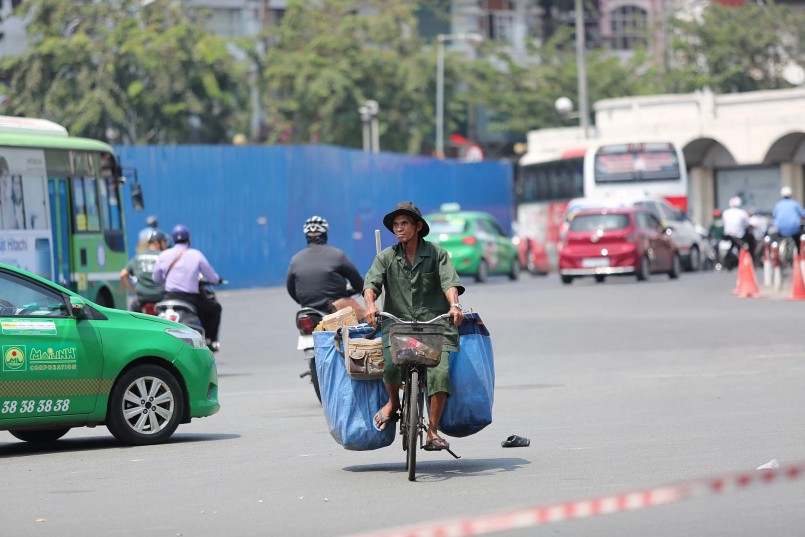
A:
[115, 145, 514, 289]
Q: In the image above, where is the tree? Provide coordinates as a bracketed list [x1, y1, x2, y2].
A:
[1, 0, 248, 143]
[258, 0, 437, 153]
[666, 1, 805, 93]
[460, 27, 663, 137]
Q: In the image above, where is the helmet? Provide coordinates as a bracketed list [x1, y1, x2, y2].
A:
[147, 229, 167, 244]
[303, 216, 329, 236]
[171, 224, 190, 243]
[781, 186, 793, 198]
[729, 196, 742, 208]
[711, 209, 721, 218]
[146, 215, 158, 227]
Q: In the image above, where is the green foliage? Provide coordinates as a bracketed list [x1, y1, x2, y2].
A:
[2, 0, 248, 143]
[258, 0, 436, 153]
[666, 1, 805, 93]
[460, 28, 663, 136]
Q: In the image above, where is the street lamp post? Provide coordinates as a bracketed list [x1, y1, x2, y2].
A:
[574, 0, 590, 138]
[358, 100, 380, 153]
[435, 33, 483, 158]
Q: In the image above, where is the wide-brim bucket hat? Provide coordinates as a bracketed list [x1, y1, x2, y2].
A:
[383, 201, 430, 237]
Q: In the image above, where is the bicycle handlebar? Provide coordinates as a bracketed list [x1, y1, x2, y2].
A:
[376, 311, 452, 324]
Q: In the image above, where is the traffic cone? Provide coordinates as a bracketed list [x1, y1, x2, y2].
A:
[732, 249, 762, 298]
[788, 254, 805, 301]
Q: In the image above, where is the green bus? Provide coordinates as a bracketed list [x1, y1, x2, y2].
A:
[0, 116, 141, 309]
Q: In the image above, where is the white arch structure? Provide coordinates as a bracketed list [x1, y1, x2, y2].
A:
[593, 87, 805, 225]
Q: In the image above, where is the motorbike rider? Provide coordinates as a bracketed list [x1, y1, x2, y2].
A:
[722, 196, 757, 264]
[772, 186, 805, 255]
[286, 216, 365, 316]
[120, 229, 169, 312]
[136, 215, 159, 253]
[153, 225, 223, 351]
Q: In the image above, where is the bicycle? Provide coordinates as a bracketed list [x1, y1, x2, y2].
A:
[377, 311, 460, 482]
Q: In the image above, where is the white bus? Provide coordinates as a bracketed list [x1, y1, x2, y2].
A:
[516, 136, 690, 274]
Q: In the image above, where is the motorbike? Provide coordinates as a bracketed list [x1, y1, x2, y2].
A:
[295, 307, 327, 403]
[717, 237, 741, 271]
[155, 279, 225, 352]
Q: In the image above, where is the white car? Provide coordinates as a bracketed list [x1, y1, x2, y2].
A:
[563, 196, 708, 271]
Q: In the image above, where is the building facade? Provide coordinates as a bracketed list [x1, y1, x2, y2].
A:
[524, 87, 805, 227]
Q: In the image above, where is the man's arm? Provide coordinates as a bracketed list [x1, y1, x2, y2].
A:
[340, 254, 364, 295]
[119, 268, 136, 295]
[286, 269, 298, 303]
[152, 254, 167, 284]
[198, 252, 221, 284]
[444, 287, 464, 327]
[363, 288, 379, 327]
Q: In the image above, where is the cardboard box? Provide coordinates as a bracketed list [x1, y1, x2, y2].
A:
[321, 306, 359, 331]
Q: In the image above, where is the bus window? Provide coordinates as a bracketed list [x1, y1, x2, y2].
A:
[71, 178, 87, 231]
[98, 178, 122, 231]
[71, 177, 101, 232]
[84, 177, 100, 230]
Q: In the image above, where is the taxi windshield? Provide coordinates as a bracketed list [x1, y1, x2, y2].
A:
[428, 218, 467, 234]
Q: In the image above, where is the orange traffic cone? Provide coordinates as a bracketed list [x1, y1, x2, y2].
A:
[732, 248, 763, 298]
[789, 254, 805, 301]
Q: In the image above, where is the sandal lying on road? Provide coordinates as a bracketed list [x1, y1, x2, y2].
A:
[501, 434, 530, 448]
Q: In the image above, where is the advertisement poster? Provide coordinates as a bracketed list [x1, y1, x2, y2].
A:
[0, 148, 53, 279]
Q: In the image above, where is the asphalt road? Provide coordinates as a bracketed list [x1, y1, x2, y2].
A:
[1, 269, 804, 536]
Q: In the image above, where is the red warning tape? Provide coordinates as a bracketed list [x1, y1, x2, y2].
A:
[346, 463, 804, 537]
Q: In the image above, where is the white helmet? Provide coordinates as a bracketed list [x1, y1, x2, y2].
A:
[729, 196, 742, 208]
[781, 186, 793, 198]
[303, 215, 329, 236]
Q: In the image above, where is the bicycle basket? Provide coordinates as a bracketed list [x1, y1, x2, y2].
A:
[389, 322, 446, 367]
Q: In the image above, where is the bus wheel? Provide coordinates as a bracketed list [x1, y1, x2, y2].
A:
[561, 275, 573, 285]
[95, 288, 113, 308]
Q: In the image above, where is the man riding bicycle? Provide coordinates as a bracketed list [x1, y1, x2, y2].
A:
[363, 201, 465, 452]
[772, 186, 805, 255]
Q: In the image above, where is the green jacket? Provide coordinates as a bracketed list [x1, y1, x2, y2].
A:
[364, 238, 464, 352]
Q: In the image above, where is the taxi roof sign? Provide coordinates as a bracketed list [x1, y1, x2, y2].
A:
[0, 115, 69, 137]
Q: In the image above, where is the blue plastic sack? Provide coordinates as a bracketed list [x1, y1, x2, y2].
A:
[314, 325, 395, 451]
[439, 313, 495, 438]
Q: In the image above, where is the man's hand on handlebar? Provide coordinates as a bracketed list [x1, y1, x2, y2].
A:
[365, 304, 379, 327]
[449, 305, 464, 327]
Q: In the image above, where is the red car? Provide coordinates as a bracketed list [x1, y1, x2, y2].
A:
[558, 207, 681, 284]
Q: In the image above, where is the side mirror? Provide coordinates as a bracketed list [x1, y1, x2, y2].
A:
[131, 182, 145, 212]
[70, 298, 87, 319]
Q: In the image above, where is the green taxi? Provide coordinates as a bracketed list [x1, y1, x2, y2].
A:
[424, 206, 519, 283]
[0, 263, 219, 446]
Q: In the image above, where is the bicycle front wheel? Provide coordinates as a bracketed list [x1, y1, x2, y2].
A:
[407, 369, 420, 482]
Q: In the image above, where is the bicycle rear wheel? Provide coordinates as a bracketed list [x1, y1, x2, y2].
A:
[406, 369, 420, 482]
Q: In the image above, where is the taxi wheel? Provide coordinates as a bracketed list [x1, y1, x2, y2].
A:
[107, 365, 185, 446]
[508, 259, 519, 281]
[594, 275, 606, 283]
[9, 428, 70, 443]
[561, 275, 573, 285]
[475, 260, 488, 283]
